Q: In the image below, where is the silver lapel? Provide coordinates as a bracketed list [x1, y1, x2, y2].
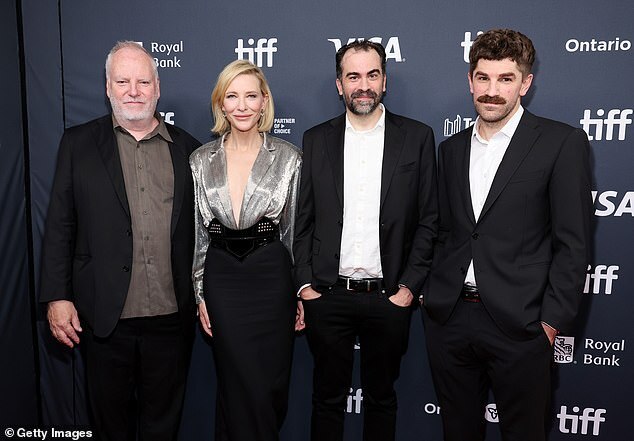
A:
[239, 133, 275, 228]
[207, 135, 237, 229]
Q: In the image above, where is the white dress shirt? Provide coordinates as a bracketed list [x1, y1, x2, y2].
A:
[339, 104, 386, 278]
[464, 106, 524, 286]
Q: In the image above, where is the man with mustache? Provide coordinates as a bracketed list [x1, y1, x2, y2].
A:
[294, 40, 438, 441]
[423, 29, 592, 441]
[40, 41, 200, 440]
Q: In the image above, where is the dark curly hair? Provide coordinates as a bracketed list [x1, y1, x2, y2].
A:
[469, 29, 535, 77]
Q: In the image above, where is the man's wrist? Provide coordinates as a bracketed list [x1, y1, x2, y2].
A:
[297, 283, 311, 298]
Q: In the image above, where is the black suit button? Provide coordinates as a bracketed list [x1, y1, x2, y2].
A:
[334, 253, 340, 260]
[122, 266, 130, 272]
[460, 267, 466, 274]
[126, 229, 132, 236]
[472, 233, 479, 240]
[337, 220, 343, 226]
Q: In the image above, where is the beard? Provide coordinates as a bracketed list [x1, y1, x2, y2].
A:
[110, 94, 158, 122]
[344, 89, 383, 116]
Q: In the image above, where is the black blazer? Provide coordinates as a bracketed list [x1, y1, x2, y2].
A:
[40, 115, 201, 337]
[293, 110, 438, 295]
[424, 111, 592, 339]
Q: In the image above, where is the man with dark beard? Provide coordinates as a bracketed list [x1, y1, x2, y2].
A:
[40, 41, 200, 440]
[294, 40, 438, 441]
[423, 29, 592, 441]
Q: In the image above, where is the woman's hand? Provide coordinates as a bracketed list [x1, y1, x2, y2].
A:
[198, 301, 213, 337]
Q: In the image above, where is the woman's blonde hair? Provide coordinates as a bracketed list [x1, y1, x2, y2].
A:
[210, 60, 275, 135]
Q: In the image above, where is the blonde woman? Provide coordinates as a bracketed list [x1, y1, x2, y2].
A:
[190, 60, 301, 441]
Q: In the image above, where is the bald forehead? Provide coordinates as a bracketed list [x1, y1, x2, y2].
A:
[107, 46, 157, 79]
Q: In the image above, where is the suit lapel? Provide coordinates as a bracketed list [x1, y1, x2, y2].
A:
[380, 111, 405, 210]
[166, 127, 189, 236]
[94, 117, 130, 217]
[325, 115, 346, 209]
[206, 138, 236, 229]
[455, 127, 477, 224]
[478, 112, 541, 221]
[241, 134, 275, 227]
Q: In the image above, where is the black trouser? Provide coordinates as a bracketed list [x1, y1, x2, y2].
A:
[302, 285, 412, 441]
[423, 299, 553, 441]
[82, 313, 193, 441]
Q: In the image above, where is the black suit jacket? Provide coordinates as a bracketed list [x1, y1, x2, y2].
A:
[424, 110, 592, 339]
[293, 110, 438, 295]
[40, 115, 201, 337]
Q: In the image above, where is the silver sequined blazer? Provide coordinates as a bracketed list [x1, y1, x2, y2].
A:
[189, 133, 302, 303]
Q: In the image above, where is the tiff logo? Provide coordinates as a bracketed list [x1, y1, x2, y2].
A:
[554, 336, 575, 364]
[579, 108, 633, 141]
[346, 388, 363, 414]
[443, 114, 476, 137]
[557, 406, 606, 435]
[584, 265, 619, 295]
[460, 31, 484, 62]
[235, 38, 277, 67]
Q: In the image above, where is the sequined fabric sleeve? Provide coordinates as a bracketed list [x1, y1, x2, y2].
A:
[190, 150, 210, 304]
[279, 153, 302, 262]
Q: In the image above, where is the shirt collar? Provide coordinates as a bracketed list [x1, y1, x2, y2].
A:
[112, 112, 173, 143]
[345, 103, 386, 133]
[472, 105, 524, 144]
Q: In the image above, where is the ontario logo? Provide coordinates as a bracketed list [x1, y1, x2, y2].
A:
[484, 403, 499, 423]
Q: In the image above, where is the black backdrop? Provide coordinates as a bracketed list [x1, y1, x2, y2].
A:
[2, 1, 633, 440]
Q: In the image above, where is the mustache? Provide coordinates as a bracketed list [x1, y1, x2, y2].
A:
[477, 95, 506, 104]
[351, 90, 378, 100]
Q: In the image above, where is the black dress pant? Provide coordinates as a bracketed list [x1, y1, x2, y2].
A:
[423, 299, 553, 441]
[303, 285, 412, 441]
[82, 313, 193, 441]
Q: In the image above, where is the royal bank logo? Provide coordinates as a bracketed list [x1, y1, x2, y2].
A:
[159, 111, 175, 125]
[557, 405, 607, 435]
[554, 336, 575, 364]
[346, 388, 363, 414]
[443, 114, 476, 137]
[584, 264, 619, 295]
[460, 31, 484, 63]
[592, 190, 634, 217]
[141, 40, 184, 68]
[484, 403, 498, 423]
[273, 117, 295, 136]
[235, 38, 277, 67]
[566, 36, 631, 53]
[579, 108, 632, 141]
[327, 37, 404, 62]
[583, 338, 626, 367]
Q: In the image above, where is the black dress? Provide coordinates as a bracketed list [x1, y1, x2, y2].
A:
[190, 134, 302, 441]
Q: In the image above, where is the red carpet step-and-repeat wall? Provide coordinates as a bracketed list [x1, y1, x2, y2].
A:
[2, 1, 632, 440]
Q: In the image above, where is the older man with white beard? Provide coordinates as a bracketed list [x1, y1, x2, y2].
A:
[40, 41, 200, 441]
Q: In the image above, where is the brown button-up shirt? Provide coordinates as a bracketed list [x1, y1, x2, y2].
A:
[113, 114, 178, 318]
